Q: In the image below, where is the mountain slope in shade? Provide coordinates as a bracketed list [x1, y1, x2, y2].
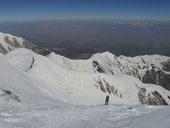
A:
[0, 32, 50, 55]
[2, 48, 170, 105]
[0, 32, 24, 54]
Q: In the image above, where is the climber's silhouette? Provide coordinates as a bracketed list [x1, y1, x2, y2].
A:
[105, 95, 109, 105]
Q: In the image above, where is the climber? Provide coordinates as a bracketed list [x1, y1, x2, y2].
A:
[105, 95, 109, 105]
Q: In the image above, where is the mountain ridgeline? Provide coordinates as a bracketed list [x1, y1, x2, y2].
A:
[0, 32, 50, 55]
[1, 32, 170, 105]
[49, 51, 170, 92]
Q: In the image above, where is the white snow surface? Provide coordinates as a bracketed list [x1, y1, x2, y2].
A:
[48, 51, 170, 80]
[0, 104, 170, 128]
[0, 52, 3, 56]
[1, 48, 170, 127]
[3, 48, 170, 105]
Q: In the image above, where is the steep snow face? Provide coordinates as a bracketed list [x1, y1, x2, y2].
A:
[4, 48, 170, 105]
[0, 56, 62, 105]
[48, 51, 170, 90]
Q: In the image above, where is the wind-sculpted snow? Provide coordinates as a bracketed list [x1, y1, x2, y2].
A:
[0, 104, 170, 128]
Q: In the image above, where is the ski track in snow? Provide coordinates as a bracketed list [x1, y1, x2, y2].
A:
[0, 104, 169, 128]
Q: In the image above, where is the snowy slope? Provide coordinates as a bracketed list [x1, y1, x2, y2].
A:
[0, 103, 170, 128]
[0, 52, 3, 56]
[48, 51, 170, 76]
[1, 48, 170, 127]
[3, 48, 170, 105]
[0, 55, 68, 107]
[1, 32, 170, 90]
[48, 51, 170, 90]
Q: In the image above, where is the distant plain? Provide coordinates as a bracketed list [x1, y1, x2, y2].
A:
[0, 20, 170, 57]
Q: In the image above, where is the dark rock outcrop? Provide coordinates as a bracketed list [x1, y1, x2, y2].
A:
[4, 36, 21, 48]
[137, 86, 168, 105]
[95, 77, 122, 98]
[162, 59, 170, 72]
[143, 68, 170, 91]
[0, 88, 21, 102]
[0, 33, 51, 56]
[0, 44, 8, 54]
[93, 60, 105, 73]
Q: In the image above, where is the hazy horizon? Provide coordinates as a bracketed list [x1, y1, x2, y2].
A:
[0, 0, 170, 57]
[0, 20, 170, 57]
[0, 20, 170, 47]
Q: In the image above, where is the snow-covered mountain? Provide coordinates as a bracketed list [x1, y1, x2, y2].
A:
[0, 32, 23, 54]
[1, 48, 170, 106]
[0, 32, 50, 55]
[1, 35, 170, 127]
[0, 59, 169, 128]
[1, 32, 170, 91]
[48, 51, 170, 91]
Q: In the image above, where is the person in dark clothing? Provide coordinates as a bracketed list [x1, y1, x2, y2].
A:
[105, 95, 109, 105]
